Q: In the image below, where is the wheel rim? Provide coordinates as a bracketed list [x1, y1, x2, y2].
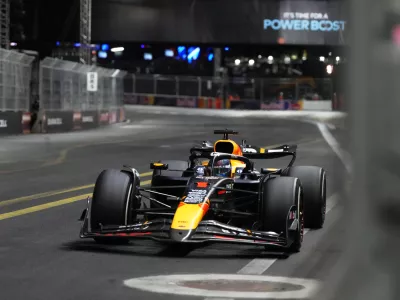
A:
[321, 172, 326, 224]
[298, 187, 304, 242]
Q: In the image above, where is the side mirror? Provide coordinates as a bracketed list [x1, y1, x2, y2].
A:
[150, 162, 169, 170]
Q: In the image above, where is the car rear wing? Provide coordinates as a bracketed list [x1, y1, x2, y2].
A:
[242, 144, 297, 167]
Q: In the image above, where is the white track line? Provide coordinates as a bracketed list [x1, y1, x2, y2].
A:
[316, 122, 352, 174]
[204, 298, 234, 300]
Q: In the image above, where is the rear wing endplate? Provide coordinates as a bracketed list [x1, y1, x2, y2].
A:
[243, 144, 297, 166]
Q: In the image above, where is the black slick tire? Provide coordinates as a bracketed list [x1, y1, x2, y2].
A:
[90, 169, 140, 244]
[285, 166, 326, 229]
[261, 177, 304, 252]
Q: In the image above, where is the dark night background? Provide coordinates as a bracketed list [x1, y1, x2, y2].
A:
[9, 0, 346, 88]
[12, 0, 80, 57]
[12, 0, 347, 54]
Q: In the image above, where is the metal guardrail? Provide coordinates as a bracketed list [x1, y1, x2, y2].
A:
[39, 57, 127, 111]
[0, 49, 35, 112]
[124, 74, 334, 102]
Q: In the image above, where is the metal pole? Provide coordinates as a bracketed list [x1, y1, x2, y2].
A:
[0, 0, 10, 49]
[214, 48, 221, 77]
[80, 0, 92, 65]
[314, 0, 400, 299]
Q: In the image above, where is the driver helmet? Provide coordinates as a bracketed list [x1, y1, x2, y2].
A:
[213, 159, 232, 177]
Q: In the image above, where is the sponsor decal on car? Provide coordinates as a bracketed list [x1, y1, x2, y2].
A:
[242, 147, 257, 153]
[184, 189, 207, 204]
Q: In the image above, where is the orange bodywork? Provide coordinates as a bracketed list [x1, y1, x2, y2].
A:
[214, 139, 243, 156]
[213, 139, 246, 177]
[171, 200, 210, 230]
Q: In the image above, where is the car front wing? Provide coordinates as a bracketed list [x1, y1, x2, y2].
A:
[79, 206, 290, 248]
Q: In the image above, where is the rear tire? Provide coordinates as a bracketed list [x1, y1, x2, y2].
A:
[285, 166, 326, 229]
[261, 177, 304, 252]
[90, 169, 140, 244]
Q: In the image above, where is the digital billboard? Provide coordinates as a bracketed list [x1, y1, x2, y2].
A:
[92, 0, 347, 45]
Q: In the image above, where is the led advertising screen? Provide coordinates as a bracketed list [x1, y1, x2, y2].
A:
[92, 0, 347, 45]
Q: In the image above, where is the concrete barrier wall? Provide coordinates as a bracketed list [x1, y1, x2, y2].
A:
[124, 94, 333, 112]
[302, 100, 332, 111]
[0, 107, 126, 136]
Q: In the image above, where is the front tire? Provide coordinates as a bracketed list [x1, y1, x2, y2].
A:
[90, 169, 140, 244]
[261, 177, 304, 252]
[285, 166, 326, 229]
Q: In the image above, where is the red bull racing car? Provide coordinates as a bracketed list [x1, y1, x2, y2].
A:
[79, 129, 326, 253]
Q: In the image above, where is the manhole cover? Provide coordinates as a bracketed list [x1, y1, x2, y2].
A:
[123, 273, 321, 299]
[179, 279, 304, 292]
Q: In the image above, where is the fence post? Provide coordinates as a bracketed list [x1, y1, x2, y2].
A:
[1, 51, 5, 110]
[197, 77, 201, 98]
[175, 76, 179, 98]
[260, 78, 264, 105]
[153, 75, 157, 95]
[132, 73, 136, 94]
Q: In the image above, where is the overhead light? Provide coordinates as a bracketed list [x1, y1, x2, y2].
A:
[111, 47, 125, 52]
[258, 55, 262, 59]
[302, 50, 307, 60]
[284, 56, 291, 64]
[319, 56, 325, 62]
[98, 51, 107, 59]
[164, 49, 174, 57]
[144, 53, 152, 60]
[249, 59, 255, 66]
[112, 69, 121, 77]
[268, 56, 273, 61]
[188, 47, 200, 61]
[234, 59, 240, 65]
[326, 64, 333, 74]
[336, 56, 340, 62]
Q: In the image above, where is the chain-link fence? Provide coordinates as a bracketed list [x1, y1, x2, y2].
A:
[0, 49, 35, 111]
[124, 73, 333, 103]
[40, 57, 127, 111]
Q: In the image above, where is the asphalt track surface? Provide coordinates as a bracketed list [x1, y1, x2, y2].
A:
[0, 110, 348, 300]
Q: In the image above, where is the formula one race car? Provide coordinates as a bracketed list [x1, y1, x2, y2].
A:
[79, 129, 326, 253]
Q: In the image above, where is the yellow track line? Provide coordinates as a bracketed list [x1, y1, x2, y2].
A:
[0, 171, 153, 207]
[0, 193, 93, 221]
[0, 180, 152, 221]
